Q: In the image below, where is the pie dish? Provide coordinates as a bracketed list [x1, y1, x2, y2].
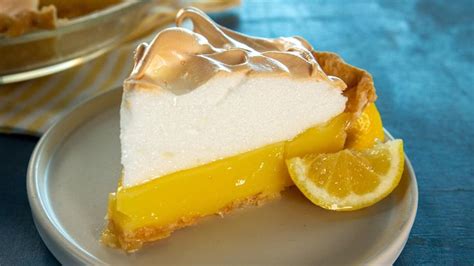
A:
[0, 0, 241, 84]
[0, 0, 150, 83]
[102, 7, 378, 252]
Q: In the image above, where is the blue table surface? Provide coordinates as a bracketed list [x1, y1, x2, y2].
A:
[1, 0, 473, 264]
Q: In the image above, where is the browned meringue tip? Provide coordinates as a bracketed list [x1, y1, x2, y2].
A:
[126, 7, 349, 94]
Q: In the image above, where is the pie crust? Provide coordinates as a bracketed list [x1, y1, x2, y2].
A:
[314, 51, 377, 117]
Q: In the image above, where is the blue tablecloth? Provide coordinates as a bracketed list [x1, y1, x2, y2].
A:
[0, 0, 472, 264]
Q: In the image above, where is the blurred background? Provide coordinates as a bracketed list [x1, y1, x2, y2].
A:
[0, 0, 472, 264]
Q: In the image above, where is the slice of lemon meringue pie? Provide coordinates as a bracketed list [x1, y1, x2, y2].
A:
[102, 7, 376, 252]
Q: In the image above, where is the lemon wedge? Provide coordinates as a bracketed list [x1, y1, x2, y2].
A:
[346, 103, 384, 150]
[286, 139, 404, 211]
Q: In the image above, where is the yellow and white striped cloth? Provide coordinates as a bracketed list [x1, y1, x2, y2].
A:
[0, 42, 138, 135]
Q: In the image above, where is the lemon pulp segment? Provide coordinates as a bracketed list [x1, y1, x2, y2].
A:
[106, 114, 350, 241]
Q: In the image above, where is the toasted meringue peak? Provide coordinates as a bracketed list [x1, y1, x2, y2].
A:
[126, 7, 346, 94]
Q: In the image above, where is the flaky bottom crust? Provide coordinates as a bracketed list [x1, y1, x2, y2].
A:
[101, 191, 281, 253]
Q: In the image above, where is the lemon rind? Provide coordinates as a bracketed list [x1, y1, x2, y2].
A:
[287, 140, 404, 211]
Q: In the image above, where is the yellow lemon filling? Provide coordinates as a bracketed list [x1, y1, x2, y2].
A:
[104, 114, 350, 251]
[346, 103, 384, 149]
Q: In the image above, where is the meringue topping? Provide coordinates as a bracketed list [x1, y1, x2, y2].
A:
[126, 7, 346, 94]
[120, 8, 349, 187]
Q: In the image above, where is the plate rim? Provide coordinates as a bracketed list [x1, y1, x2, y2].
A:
[27, 88, 418, 265]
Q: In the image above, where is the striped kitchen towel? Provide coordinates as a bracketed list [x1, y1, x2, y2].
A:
[0, 40, 138, 135]
[0, 1, 239, 135]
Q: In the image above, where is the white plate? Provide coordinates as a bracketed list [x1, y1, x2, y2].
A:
[27, 88, 418, 265]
